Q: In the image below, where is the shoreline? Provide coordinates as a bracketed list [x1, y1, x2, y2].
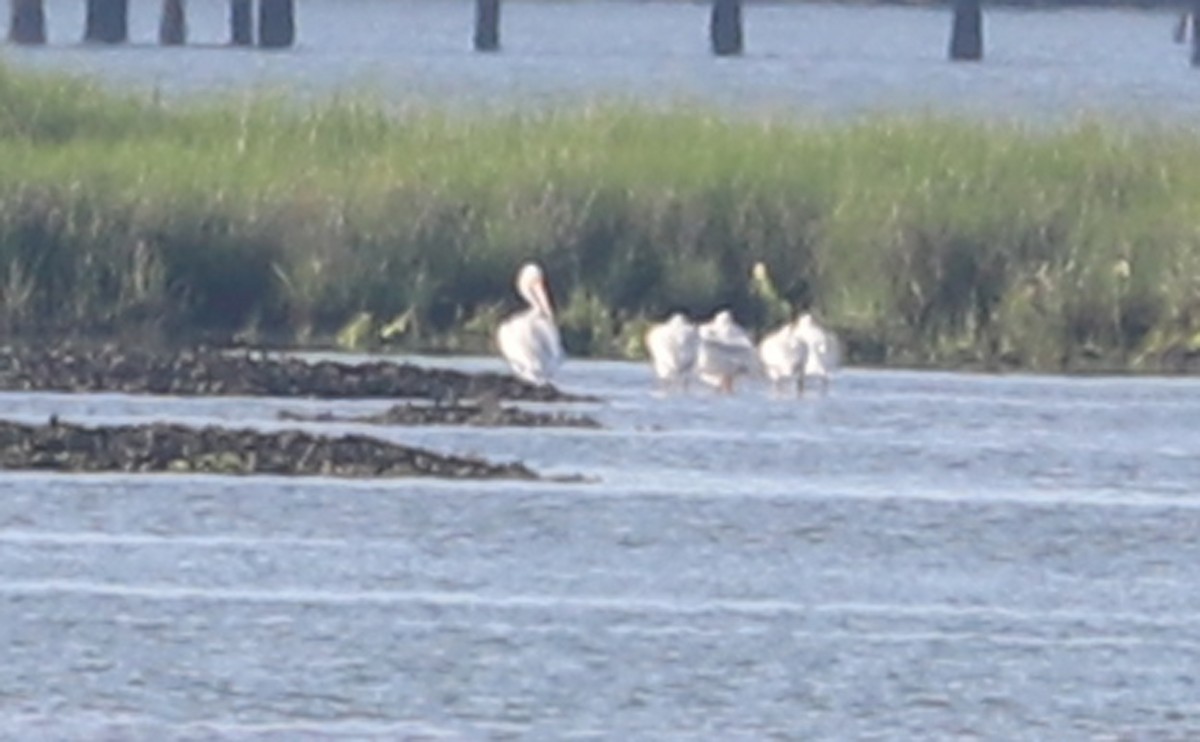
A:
[2, 64, 1200, 378]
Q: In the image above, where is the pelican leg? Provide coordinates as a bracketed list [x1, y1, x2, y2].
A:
[795, 374, 806, 398]
[719, 374, 734, 394]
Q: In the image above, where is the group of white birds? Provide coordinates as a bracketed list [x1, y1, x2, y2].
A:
[645, 307, 837, 395]
[495, 261, 839, 395]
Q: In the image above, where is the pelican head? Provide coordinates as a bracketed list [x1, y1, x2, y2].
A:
[713, 309, 734, 327]
[516, 262, 554, 317]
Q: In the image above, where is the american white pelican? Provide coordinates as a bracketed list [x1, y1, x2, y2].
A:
[793, 312, 839, 393]
[696, 309, 758, 394]
[644, 312, 699, 392]
[758, 320, 810, 396]
[496, 262, 563, 385]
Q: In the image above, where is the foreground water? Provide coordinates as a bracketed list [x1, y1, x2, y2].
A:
[2, 0, 1199, 122]
[1, 357, 1199, 739]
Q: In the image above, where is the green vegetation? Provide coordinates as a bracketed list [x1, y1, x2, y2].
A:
[2, 63, 1199, 372]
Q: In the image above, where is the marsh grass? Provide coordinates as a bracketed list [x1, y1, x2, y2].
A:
[3, 63, 1200, 371]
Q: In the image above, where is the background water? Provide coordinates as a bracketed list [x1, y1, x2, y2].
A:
[1, 357, 1199, 739]
[2, 0, 1199, 122]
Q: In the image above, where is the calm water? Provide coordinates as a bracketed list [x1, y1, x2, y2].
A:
[2, 0, 1200, 122]
[1, 357, 1200, 739]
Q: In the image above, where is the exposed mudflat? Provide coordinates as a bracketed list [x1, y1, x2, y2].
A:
[0, 344, 588, 402]
[0, 418, 537, 480]
[277, 401, 602, 429]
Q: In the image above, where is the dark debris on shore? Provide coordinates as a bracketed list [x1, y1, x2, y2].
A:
[278, 402, 602, 429]
[0, 344, 593, 403]
[0, 418, 538, 480]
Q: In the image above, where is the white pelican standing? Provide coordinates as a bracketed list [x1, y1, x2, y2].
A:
[793, 312, 839, 393]
[758, 320, 810, 396]
[696, 309, 758, 394]
[496, 262, 563, 385]
[644, 312, 700, 392]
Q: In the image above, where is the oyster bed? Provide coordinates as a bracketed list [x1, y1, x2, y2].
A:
[0, 345, 587, 402]
[277, 402, 601, 429]
[0, 418, 537, 480]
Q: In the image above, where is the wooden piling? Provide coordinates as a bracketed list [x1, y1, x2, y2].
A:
[949, 0, 983, 61]
[474, 0, 500, 52]
[710, 0, 743, 57]
[258, 0, 294, 48]
[8, 0, 46, 44]
[159, 0, 186, 46]
[230, 0, 252, 46]
[1191, 1, 1200, 66]
[84, 0, 128, 44]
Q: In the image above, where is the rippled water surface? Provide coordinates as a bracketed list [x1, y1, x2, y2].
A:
[2, 357, 1200, 739]
[2, 0, 1200, 121]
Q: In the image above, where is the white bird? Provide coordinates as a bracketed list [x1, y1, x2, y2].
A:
[696, 309, 758, 394]
[758, 320, 810, 396]
[496, 262, 563, 385]
[644, 312, 700, 392]
[793, 312, 839, 393]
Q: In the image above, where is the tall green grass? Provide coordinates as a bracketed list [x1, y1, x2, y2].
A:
[3, 62, 1200, 371]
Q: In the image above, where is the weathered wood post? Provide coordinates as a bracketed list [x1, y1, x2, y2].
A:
[159, 0, 186, 46]
[949, 0, 983, 61]
[710, 0, 743, 56]
[84, 0, 128, 43]
[8, 0, 46, 44]
[258, 0, 294, 48]
[1191, 0, 1200, 66]
[474, 0, 500, 52]
[230, 0, 252, 46]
